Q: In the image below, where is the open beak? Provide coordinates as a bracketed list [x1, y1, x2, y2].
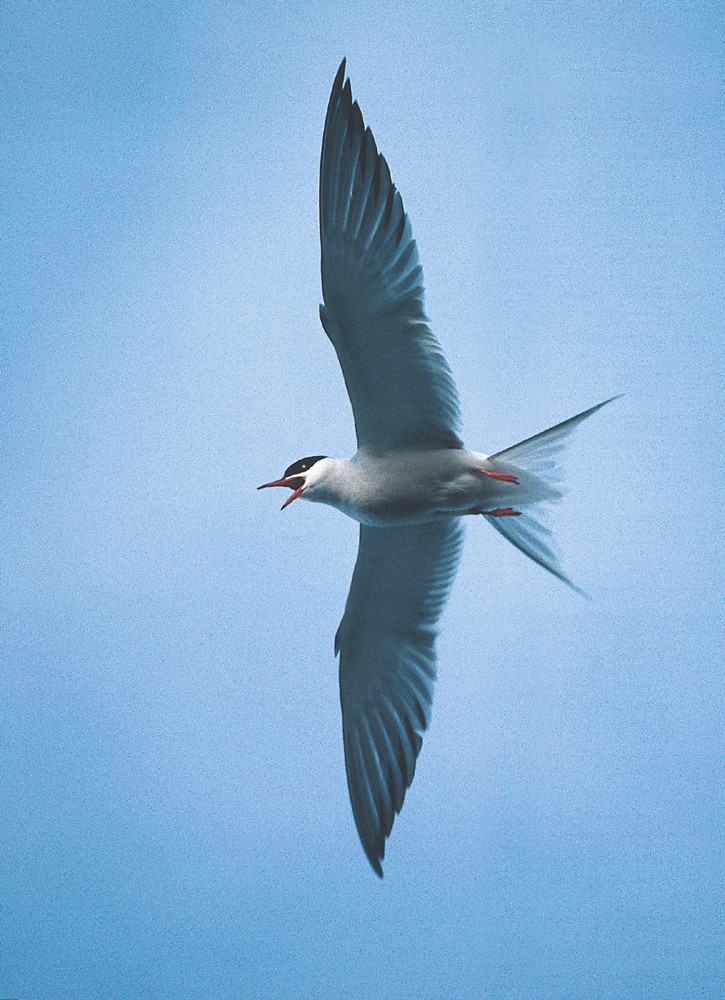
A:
[257, 475, 305, 510]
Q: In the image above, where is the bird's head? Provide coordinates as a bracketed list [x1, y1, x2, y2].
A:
[257, 455, 328, 510]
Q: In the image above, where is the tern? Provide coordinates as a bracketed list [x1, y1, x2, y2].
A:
[259, 60, 616, 876]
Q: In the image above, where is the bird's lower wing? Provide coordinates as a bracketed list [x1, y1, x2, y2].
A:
[335, 520, 464, 875]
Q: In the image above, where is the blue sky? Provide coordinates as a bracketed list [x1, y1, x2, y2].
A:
[2, 2, 723, 997]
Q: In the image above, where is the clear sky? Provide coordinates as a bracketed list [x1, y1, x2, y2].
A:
[2, 2, 723, 998]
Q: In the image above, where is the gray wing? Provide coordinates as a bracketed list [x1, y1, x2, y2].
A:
[319, 60, 463, 454]
[336, 520, 465, 875]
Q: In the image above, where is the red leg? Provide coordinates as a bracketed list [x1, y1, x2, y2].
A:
[474, 467, 519, 485]
[467, 507, 521, 517]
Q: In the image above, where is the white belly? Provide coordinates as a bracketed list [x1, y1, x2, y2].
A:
[317, 449, 530, 527]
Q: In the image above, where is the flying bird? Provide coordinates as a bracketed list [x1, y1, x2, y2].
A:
[259, 60, 615, 876]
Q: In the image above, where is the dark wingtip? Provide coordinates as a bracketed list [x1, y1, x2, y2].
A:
[326, 61, 347, 122]
[360, 827, 384, 877]
[589, 393, 623, 415]
[563, 576, 591, 601]
[368, 853, 383, 878]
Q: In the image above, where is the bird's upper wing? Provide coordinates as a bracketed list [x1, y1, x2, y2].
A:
[336, 519, 464, 875]
[319, 60, 463, 454]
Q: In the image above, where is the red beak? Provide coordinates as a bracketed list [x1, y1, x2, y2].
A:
[257, 475, 305, 510]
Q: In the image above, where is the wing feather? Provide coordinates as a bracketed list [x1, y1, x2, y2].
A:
[320, 60, 463, 453]
[337, 520, 464, 875]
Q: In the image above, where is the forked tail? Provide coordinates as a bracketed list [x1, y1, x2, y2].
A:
[486, 397, 620, 595]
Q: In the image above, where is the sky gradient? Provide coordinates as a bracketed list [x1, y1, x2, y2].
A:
[2, 2, 723, 997]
